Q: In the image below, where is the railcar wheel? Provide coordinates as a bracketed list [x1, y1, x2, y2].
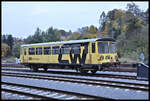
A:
[98, 65, 103, 71]
[91, 70, 97, 74]
[75, 68, 80, 72]
[80, 69, 89, 74]
[30, 65, 34, 71]
[33, 67, 38, 72]
[43, 68, 48, 71]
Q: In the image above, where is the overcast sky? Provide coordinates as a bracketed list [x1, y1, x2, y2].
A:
[2, 1, 149, 39]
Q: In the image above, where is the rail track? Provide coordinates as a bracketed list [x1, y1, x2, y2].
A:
[2, 67, 138, 81]
[2, 82, 110, 100]
[2, 72, 148, 92]
[2, 63, 137, 72]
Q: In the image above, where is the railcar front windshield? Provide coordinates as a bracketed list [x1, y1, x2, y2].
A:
[109, 43, 116, 53]
[98, 42, 109, 53]
[98, 42, 116, 53]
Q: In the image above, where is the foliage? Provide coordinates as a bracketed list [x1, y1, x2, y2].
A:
[99, 11, 106, 30]
[67, 32, 80, 40]
[126, 2, 141, 17]
[43, 27, 61, 42]
[24, 27, 61, 44]
[116, 16, 148, 60]
[99, 3, 149, 61]
[77, 26, 88, 34]
[1, 43, 10, 58]
[2, 35, 7, 43]
[12, 42, 24, 58]
[86, 25, 98, 34]
[7, 35, 14, 51]
[1, 34, 14, 56]
[79, 33, 97, 39]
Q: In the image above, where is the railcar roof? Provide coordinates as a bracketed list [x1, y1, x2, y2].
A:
[21, 38, 115, 47]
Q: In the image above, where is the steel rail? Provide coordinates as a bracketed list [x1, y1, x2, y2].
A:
[2, 72, 148, 92]
[2, 89, 54, 100]
[2, 68, 137, 80]
[2, 82, 112, 100]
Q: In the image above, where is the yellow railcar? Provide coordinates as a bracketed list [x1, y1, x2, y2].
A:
[20, 38, 120, 74]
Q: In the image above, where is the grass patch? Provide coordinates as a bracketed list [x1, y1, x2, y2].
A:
[2, 56, 17, 63]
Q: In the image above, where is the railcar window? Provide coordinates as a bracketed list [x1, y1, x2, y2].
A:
[44, 47, 51, 55]
[98, 42, 109, 53]
[109, 43, 116, 53]
[29, 48, 35, 55]
[36, 47, 42, 55]
[61, 47, 70, 54]
[56, 47, 60, 54]
[52, 46, 60, 54]
[72, 46, 80, 54]
[24, 49, 26, 55]
[20, 48, 23, 55]
[92, 43, 95, 53]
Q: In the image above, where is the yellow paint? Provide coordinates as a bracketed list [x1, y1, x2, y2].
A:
[20, 41, 118, 65]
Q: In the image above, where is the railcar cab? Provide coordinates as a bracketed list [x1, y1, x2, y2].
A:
[84, 38, 119, 74]
[96, 38, 119, 67]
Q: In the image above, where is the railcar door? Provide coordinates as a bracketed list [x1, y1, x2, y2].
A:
[22, 47, 28, 63]
[20, 47, 24, 63]
[90, 42, 98, 64]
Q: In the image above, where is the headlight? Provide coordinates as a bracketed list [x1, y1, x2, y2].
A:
[100, 56, 104, 60]
[105, 55, 110, 59]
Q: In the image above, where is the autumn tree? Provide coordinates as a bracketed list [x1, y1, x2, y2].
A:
[67, 32, 80, 40]
[1, 43, 10, 58]
[86, 25, 98, 34]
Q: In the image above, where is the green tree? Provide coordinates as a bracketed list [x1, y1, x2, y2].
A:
[45, 27, 61, 42]
[126, 2, 141, 17]
[25, 27, 61, 44]
[32, 27, 43, 43]
[2, 35, 7, 43]
[6, 35, 14, 55]
[12, 42, 24, 58]
[24, 35, 33, 44]
[99, 11, 106, 30]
